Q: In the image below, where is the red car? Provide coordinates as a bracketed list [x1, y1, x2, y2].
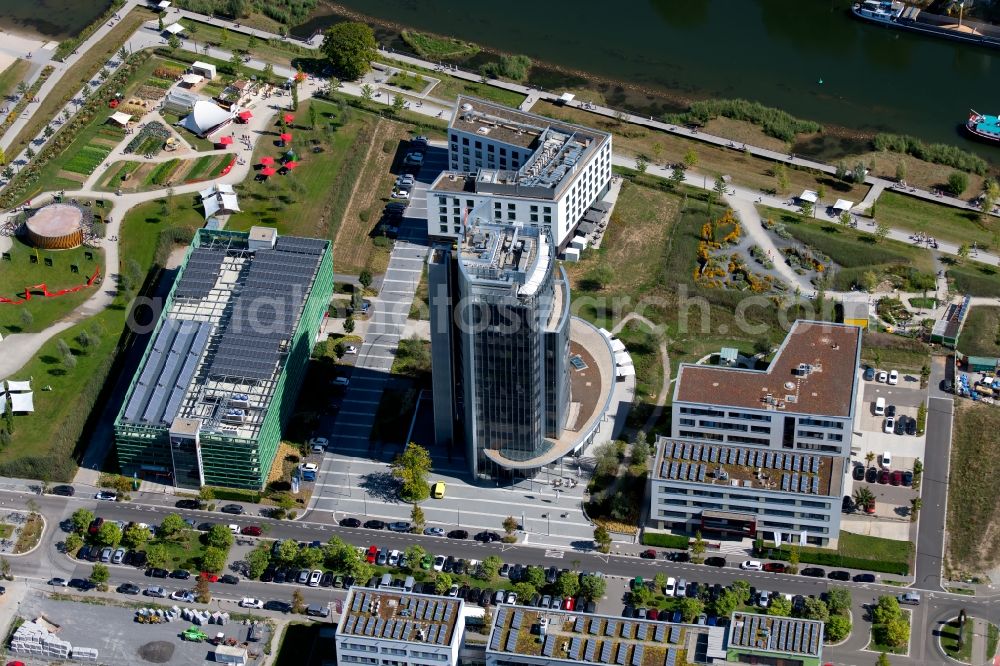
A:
[890, 470, 903, 486]
[647, 609, 659, 621]
[562, 597, 575, 611]
[878, 469, 890, 484]
[639, 549, 657, 559]
[241, 525, 262, 536]
[365, 545, 378, 564]
[762, 562, 787, 573]
[199, 572, 219, 582]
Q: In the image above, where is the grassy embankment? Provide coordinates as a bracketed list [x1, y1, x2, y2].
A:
[0, 59, 31, 101]
[400, 30, 480, 60]
[957, 307, 1000, 359]
[947, 400, 1000, 576]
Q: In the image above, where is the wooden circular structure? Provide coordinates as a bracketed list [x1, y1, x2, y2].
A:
[25, 203, 84, 249]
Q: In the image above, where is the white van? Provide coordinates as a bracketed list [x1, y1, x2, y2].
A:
[874, 397, 886, 416]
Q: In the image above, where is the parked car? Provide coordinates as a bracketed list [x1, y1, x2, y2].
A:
[240, 597, 264, 609]
[866, 467, 878, 483]
[640, 549, 657, 559]
[863, 366, 875, 381]
[424, 527, 445, 536]
[220, 574, 239, 585]
[320, 572, 334, 587]
[144, 586, 167, 598]
[87, 517, 104, 535]
[704, 557, 727, 568]
[339, 518, 362, 528]
[264, 600, 291, 613]
[171, 590, 194, 603]
[877, 370, 888, 383]
[665, 552, 690, 562]
[883, 416, 895, 434]
[888, 369, 899, 385]
[890, 470, 903, 486]
[852, 464, 865, 481]
[894, 417, 906, 436]
[886, 404, 897, 418]
[363, 520, 385, 530]
[95, 491, 117, 501]
[447, 530, 469, 540]
[842, 495, 856, 513]
[881, 451, 892, 468]
[903, 470, 914, 486]
[940, 379, 954, 393]
[800, 567, 826, 578]
[365, 546, 378, 563]
[475, 531, 502, 543]
[375, 550, 388, 566]
[762, 562, 787, 573]
[388, 522, 412, 533]
[117, 583, 140, 595]
[740, 560, 763, 571]
[664, 577, 677, 596]
[111, 547, 126, 564]
[241, 525, 262, 536]
[905, 418, 917, 436]
[432, 556, 445, 572]
[220, 504, 244, 515]
[877, 469, 890, 484]
[853, 573, 877, 583]
[828, 570, 851, 581]
[309, 570, 322, 587]
[52, 485, 75, 496]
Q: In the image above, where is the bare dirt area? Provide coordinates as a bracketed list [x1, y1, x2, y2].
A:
[333, 117, 410, 275]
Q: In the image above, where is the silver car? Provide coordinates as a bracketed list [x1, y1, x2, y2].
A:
[111, 548, 126, 565]
[144, 586, 167, 598]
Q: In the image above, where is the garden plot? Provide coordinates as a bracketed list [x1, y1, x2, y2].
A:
[695, 209, 790, 293]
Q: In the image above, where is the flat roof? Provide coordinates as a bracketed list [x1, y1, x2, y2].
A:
[654, 437, 840, 498]
[458, 214, 549, 297]
[674, 321, 862, 417]
[727, 612, 823, 657]
[338, 587, 462, 647]
[486, 603, 724, 666]
[118, 231, 328, 440]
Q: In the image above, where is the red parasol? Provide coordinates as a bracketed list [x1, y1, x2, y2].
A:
[283, 113, 294, 123]
[218, 135, 233, 145]
[279, 132, 292, 142]
[283, 161, 299, 170]
[259, 156, 274, 165]
[261, 166, 277, 176]
[238, 110, 252, 120]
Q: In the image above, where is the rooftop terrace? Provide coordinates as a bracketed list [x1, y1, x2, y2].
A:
[654, 438, 841, 498]
[486, 604, 726, 666]
[458, 214, 549, 297]
[674, 321, 862, 417]
[338, 588, 462, 647]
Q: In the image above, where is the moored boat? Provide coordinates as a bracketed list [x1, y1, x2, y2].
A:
[966, 111, 1000, 145]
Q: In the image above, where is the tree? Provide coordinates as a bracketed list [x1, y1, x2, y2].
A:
[683, 149, 698, 168]
[321, 22, 377, 80]
[825, 587, 852, 615]
[876, 652, 892, 666]
[862, 270, 878, 293]
[64, 533, 83, 553]
[71, 508, 94, 534]
[712, 589, 739, 617]
[42, 124, 53, 139]
[97, 521, 122, 548]
[201, 546, 227, 573]
[122, 523, 149, 550]
[296, 546, 324, 570]
[195, 575, 211, 603]
[634, 156, 648, 175]
[89, 563, 109, 585]
[981, 180, 1000, 218]
[307, 103, 318, 129]
[292, 589, 306, 613]
[839, 210, 853, 226]
[157, 13, 164, 31]
[669, 164, 686, 188]
[358, 269, 373, 290]
[479, 555, 502, 581]
[852, 162, 868, 183]
[391, 94, 405, 115]
[579, 574, 606, 600]
[228, 0, 247, 18]
[853, 486, 875, 512]
[874, 222, 889, 243]
[555, 571, 579, 598]
[247, 546, 271, 579]
[360, 84, 374, 102]
[514, 581, 536, 600]
[524, 566, 546, 589]
[872, 596, 901, 625]
[865, 451, 876, 466]
[948, 171, 969, 196]
[157, 513, 186, 539]
[775, 163, 789, 193]
[713, 175, 728, 203]
[411, 504, 426, 532]
[882, 617, 910, 647]
[825, 614, 852, 642]
[680, 597, 705, 622]
[206, 524, 234, 550]
[817, 184, 826, 201]
[895, 161, 907, 183]
[787, 545, 800, 574]
[434, 573, 453, 594]
[768, 595, 792, 616]
[909, 498, 922, 520]
[800, 200, 814, 218]
[117, 45, 128, 61]
[146, 543, 168, 569]
[802, 595, 830, 622]
[404, 545, 426, 572]
[503, 516, 519, 536]
[730, 580, 751, 605]
[291, 84, 299, 112]
[391, 443, 432, 502]
[276, 538, 300, 566]
[167, 34, 181, 51]
[682, 532, 704, 565]
[584, 262, 613, 290]
[262, 62, 275, 82]
[229, 51, 243, 78]
[957, 243, 970, 261]
[343, 316, 355, 334]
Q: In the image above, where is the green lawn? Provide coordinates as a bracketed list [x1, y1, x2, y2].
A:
[0, 59, 31, 102]
[939, 617, 974, 663]
[400, 30, 481, 60]
[0, 236, 105, 334]
[861, 331, 930, 373]
[947, 402, 1000, 573]
[180, 19, 313, 66]
[757, 204, 936, 291]
[154, 530, 207, 571]
[375, 57, 525, 109]
[948, 259, 1000, 298]
[957, 306, 1000, 358]
[63, 145, 114, 176]
[226, 98, 373, 239]
[878, 190, 993, 250]
[388, 70, 429, 92]
[838, 531, 913, 564]
[988, 623, 999, 660]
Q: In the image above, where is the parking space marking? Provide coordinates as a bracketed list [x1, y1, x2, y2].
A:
[545, 550, 565, 559]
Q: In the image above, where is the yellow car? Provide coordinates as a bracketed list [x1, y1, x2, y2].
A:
[431, 482, 446, 499]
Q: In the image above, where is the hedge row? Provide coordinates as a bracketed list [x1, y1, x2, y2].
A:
[760, 546, 909, 575]
[641, 533, 691, 549]
[204, 486, 261, 503]
[873, 132, 988, 176]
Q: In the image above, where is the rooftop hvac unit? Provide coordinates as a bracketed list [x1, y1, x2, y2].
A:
[797, 363, 813, 376]
[222, 408, 246, 424]
[461, 103, 473, 112]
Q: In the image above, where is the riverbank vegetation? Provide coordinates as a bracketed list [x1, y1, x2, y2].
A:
[174, 0, 317, 29]
[480, 54, 532, 82]
[874, 133, 988, 176]
[54, 0, 127, 61]
[400, 30, 480, 61]
[666, 98, 822, 143]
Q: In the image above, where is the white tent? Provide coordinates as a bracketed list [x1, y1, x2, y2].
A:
[798, 190, 818, 203]
[180, 101, 234, 137]
[108, 111, 132, 126]
[191, 61, 216, 80]
[5, 380, 31, 392]
[164, 22, 185, 35]
[559, 92, 575, 103]
[833, 198, 854, 212]
[609, 338, 626, 353]
[201, 184, 240, 221]
[157, 0, 171, 8]
[616, 365, 636, 379]
[199, 183, 235, 199]
[180, 73, 203, 86]
[614, 351, 633, 367]
[597, 328, 612, 340]
[9, 392, 33, 413]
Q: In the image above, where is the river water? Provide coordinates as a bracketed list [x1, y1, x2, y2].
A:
[298, 0, 1000, 161]
[0, 0, 108, 40]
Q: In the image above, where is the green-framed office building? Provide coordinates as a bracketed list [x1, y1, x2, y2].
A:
[114, 227, 333, 490]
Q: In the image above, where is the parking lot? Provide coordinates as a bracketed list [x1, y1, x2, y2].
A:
[14, 592, 270, 666]
[855, 374, 927, 466]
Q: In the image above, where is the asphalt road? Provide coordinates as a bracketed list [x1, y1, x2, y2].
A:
[915, 395, 954, 591]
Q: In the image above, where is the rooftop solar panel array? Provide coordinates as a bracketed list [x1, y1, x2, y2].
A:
[542, 635, 556, 657]
[122, 319, 212, 426]
[208, 245, 323, 380]
[569, 636, 581, 659]
[631, 645, 644, 666]
[665, 648, 676, 666]
[174, 246, 227, 299]
[600, 640, 613, 663]
[504, 631, 518, 652]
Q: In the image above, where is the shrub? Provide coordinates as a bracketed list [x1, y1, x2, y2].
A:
[202, 486, 260, 503]
[873, 133, 987, 175]
[763, 546, 908, 575]
[641, 533, 690, 549]
[666, 99, 821, 142]
[480, 54, 532, 82]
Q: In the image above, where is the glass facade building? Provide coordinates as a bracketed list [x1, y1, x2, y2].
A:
[429, 205, 570, 479]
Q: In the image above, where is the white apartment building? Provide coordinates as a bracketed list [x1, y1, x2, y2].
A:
[649, 321, 862, 547]
[427, 96, 612, 252]
[485, 604, 727, 666]
[336, 587, 464, 666]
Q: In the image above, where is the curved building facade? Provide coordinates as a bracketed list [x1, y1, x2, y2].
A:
[24, 203, 85, 249]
